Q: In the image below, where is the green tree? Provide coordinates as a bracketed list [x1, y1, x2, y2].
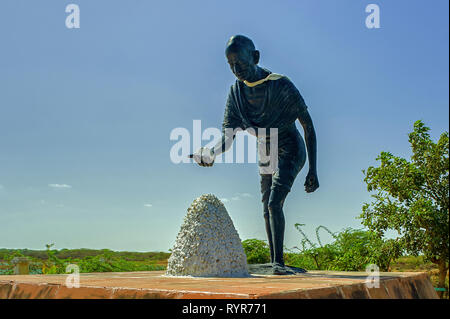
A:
[360, 120, 449, 297]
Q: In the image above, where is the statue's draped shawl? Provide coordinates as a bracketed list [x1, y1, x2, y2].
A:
[222, 71, 308, 137]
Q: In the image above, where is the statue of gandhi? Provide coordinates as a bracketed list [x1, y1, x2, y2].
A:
[190, 35, 319, 275]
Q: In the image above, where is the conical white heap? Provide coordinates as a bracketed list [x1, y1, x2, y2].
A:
[166, 194, 249, 277]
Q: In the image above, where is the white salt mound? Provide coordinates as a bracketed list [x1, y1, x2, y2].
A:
[166, 194, 249, 277]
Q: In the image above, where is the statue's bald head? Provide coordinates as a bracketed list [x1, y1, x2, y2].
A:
[225, 35, 255, 55]
[225, 35, 260, 81]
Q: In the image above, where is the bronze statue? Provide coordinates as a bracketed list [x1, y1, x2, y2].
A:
[190, 35, 319, 275]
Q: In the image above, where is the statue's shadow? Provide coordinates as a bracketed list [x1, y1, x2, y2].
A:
[247, 263, 307, 276]
[248, 263, 396, 280]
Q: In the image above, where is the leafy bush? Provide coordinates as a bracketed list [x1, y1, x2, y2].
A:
[242, 239, 271, 264]
[284, 245, 339, 270]
[329, 228, 401, 271]
[287, 224, 402, 271]
[241, 225, 402, 271]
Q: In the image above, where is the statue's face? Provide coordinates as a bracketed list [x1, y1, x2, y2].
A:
[226, 49, 257, 82]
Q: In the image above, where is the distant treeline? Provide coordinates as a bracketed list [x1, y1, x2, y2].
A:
[0, 248, 170, 262]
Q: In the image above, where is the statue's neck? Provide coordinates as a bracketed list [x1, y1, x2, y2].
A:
[245, 66, 270, 83]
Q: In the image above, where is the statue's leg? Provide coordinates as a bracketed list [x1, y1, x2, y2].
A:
[260, 174, 274, 263]
[267, 186, 290, 267]
[268, 134, 307, 275]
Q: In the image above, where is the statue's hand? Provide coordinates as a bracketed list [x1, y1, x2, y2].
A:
[190, 147, 215, 167]
[304, 170, 319, 193]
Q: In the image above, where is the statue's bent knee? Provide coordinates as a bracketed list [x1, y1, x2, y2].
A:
[267, 187, 289, 216]
[267, 201, 283, 216]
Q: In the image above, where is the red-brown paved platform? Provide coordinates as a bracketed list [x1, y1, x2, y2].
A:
[0, 270, 438, 299]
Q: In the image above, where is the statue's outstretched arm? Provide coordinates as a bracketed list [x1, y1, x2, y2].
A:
[212, 129, 237, 157]
[189, 129, 237, 167]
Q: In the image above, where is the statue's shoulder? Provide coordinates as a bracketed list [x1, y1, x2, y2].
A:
[259, 66, 294, 87]
[271, 74, 307, 107]
[227, 70, 297, 92]
[271, 74, 299, 94]
[275, 74, 295, 85]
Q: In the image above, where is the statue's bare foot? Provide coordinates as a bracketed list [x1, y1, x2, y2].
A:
[272, 263, 295, 275]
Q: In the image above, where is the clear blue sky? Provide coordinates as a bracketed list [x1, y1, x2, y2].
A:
[0, 0, 448, 252]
